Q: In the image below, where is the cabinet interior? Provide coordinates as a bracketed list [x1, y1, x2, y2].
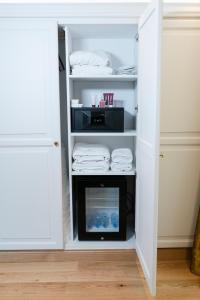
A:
[59, 23, 139, 249]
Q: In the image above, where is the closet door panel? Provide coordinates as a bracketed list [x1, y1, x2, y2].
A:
[0, 19, 63, 250]
[136, 0, 162, 295]
[158, 145, 200, 246]
[161, 22, 200, 133]
[159, 19, 200, 247]
[0, 20, 60, 141]
[0, 146, 63, 249]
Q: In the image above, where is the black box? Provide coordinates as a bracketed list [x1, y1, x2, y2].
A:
[71, 107, 124, 132]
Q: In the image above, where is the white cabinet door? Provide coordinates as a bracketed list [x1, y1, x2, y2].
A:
[158, 145, 200, 247]
[159, 19, 200, 247]
[136, 0, 162, 295]
[0, 19, 60, 142]
[0, 20, 63, 250]
[161, 20, 200, 133]
[0, 147, 63, 250]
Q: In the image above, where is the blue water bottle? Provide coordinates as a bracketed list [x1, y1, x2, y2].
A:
[87, 214, 94, 230]
[111, 212, 119, 229]
[101, 213, 109, 228]
[94, 213, 101, 228]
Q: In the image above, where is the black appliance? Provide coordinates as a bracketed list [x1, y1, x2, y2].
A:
[71, 107, 124, 132]
[74, 175, 128, 241]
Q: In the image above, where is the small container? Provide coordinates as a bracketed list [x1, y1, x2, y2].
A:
[91, 94, 97, 107]
[108, 93, 114, 106]
[103, 93, 114, 106]
[71, 99, 79, 107]
[103, 93, 109, 106]
[99, 100, 106, 108]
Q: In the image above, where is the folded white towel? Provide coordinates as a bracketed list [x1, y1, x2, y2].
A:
[72, 160, 109, 172]
[111, 148, 133, 164]
[117, 65, 137, 75]
[73, 143, 110, 161]
[72, 65, 113, 76]
[111, 162, 133, 172]
[70, 50, 111, 67]
[74, 155, 109, 163]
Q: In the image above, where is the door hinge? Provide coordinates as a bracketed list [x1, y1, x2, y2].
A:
[160, 152, 164, 159]
[135, 105, 138, 113]
[135, 33, 139, 42]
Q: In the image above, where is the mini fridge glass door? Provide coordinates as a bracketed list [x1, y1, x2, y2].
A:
[85, 187, 120, 233]
[75, 176, 127, 241]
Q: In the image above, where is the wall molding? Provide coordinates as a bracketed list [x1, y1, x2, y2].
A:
[164, 3, 200, 18]
[0, 3, 147, 19]
[0, 3, 199, 19]
[158, 236, 194, 248]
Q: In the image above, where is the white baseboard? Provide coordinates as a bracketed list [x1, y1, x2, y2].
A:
[158, 236, 194, 248]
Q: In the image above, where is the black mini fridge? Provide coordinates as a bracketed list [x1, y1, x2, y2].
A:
[74, 175, 128, 241]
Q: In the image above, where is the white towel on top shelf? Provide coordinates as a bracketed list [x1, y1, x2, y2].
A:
[73, 143, 110, 162]
[111, 148, 133, 164]
[116, 65, 137, 75]
[70, 50, 111, 67]
[111, 162, 132, 172]
[72, 160, 109, 172]
[71, 65, 113, 76]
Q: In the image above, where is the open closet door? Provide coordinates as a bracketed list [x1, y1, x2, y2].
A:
[135, 0, 162, 295]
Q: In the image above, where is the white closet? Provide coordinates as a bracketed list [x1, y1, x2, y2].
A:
[0, 0, 161, 295]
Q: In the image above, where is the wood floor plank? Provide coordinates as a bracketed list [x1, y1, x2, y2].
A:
[0, 281, 147, 300]
[0, 249, 199, 300]
[0, 250, 137, 263]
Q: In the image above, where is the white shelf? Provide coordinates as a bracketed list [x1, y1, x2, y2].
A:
[65, 235, 136, 250]
[69, 74, 137, 82]
[71, 168, 136, 176]
[70, 130, 136, 137]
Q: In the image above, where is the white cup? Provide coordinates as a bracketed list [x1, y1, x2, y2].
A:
[71, 99, 80, 107]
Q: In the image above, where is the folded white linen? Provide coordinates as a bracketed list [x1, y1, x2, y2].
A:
[74, 155, 109, 163]
[73, 143, 110, 161]
[111, 162, 133, 172]
[117, 65, 137, 75]
[72, 65, 113, 76]
[111, 148, 133, 164]
[70, 50, 111, 67]
[72, 160, 109, 172]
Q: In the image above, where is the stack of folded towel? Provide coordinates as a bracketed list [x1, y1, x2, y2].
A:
[111, 148, 133, 172]
[69, 50, 113, 75]
[72, 143, 110, 172]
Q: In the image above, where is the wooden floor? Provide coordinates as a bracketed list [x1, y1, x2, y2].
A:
[0, 249, 199, 300]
